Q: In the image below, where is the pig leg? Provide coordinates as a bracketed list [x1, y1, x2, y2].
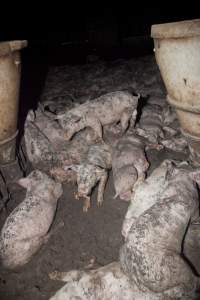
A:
[132, 159, 149, 194]
[131, 170, 145, 198]
[120, 109, 132, 133]
[96, 170, 108, 207]
[82, 195, 91, 212]
[74, 192, 91, 212]
[85, 114, 103, 140]
[129, 108, 138, 127]
[132, 174, 145, 192]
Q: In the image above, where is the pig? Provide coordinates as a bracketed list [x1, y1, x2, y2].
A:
[135, 103, 164, 145]
[24, 114, 57, 171]
[50, 128, 97, 183]
[65, 143, 112, 212]
[28, 107, 69, 150]
[112, 134, 149, 201]
[122, 159, 173, 238]
[0, 170, 63, 269]
[120, 161, 200, 299]
[49, 262, 162, 300]
[56, 91, 140, 140]
[24, 110, 97, 179]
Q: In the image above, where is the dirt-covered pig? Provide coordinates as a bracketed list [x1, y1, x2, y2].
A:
[65, 142, 112, 211]
[57, 91, 140, 140]
[49, 262, 159, 300]
[135, 103, 164, 145]
[112, 134, 149, 201]
[0, 170, 63, 269]
[120, 160, 200, 299]
[24, 109, 97, 180]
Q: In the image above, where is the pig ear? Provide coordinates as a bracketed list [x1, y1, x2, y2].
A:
[17, 177, 30, 188]
[26, 110, 36, 122]
[189, 170, 200, 186]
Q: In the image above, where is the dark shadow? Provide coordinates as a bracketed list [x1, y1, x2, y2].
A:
[17, 42, 49, 141]
[181, 219, 200, 277]
[135, 95, 149, 124]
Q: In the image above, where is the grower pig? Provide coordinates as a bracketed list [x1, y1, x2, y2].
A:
[112, 134, 149, 201]
[122, 159, 174, 238]
[56, 91, 140, 140]
[28, 107, 68, 150]
[120, 161, 200, 299]
[65, 143, 112, 212]
[135, 103, 164, 145]
[50, 128, 97, 183]
[49, 262, 162, 300]
[25, 110, 97, 180]
[0, 170, 63, 269]
[24, 112, 57, 171]
[66, 163, 108, 212]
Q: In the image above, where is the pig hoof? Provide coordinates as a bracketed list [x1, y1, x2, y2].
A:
[83, 197, 90, 212]
[83, 206, 89, 213]
[97, 201, 103, 207]
[74, 192, 79, 200]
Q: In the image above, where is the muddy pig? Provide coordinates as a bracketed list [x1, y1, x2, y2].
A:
[120, 161, 200, 299]
[112, 134, 149, 201]
[0, 170, 63, 269]
[56, 91, 139, 140]
[49, 262, 158, 300]
[65, 143, 112, 212]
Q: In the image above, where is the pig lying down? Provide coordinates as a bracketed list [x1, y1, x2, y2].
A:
[112, 134, 149, 201]
[120, 160, 200, 299]
[0, 170, 63, 269]
[49, 262, 161, 300]
[135, 103, 164, 145]
[122, 159, 174, 238]
[56, 91, 140, 140]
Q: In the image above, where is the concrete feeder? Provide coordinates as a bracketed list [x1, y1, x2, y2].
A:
[0, 40, 27, 164]
[151, 19, 200, 165]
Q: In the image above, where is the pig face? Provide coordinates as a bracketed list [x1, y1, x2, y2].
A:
[113, 165, 137, 201]
[76, 164, 98, 197]
[57, 113, 82, 140]
[65, 164, 98, 197]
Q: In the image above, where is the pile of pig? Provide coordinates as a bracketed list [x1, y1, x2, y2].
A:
[0, 55, 200, 300]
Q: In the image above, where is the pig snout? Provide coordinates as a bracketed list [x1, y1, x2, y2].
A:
[77, 182, 90, 197]
[119, 190, 132, 201]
